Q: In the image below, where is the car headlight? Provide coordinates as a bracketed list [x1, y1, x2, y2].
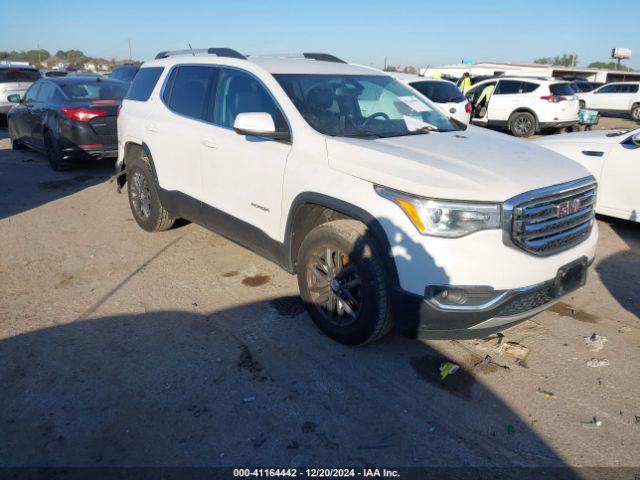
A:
[375, 186, 501, 238]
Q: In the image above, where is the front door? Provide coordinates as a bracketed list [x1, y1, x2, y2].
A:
[598, 135, 640, 220]
[200, 67, 292, 241]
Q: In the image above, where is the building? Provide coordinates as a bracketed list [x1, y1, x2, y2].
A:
[422, 61, 640, 83]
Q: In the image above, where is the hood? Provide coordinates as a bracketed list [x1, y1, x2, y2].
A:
[535, 128, 639, 146]
[325, 126, 592, 202]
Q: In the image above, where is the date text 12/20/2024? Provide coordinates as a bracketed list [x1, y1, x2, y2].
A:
[233, 469, 400, 478]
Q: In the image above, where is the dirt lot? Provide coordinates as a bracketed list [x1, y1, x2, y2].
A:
[0, 118, 639, 476]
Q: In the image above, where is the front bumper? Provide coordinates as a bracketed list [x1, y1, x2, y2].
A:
[394, 256, 592, 339]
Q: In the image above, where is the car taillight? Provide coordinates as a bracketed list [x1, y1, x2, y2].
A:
[60, 107, 107, 122]
[540, 95, 566, 103]
[465, 102, 472, 113]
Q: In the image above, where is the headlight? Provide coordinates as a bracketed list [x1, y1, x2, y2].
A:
[375, 186, 501, 238]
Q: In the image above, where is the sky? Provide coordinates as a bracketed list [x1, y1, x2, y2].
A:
[2, 0, 638, 69]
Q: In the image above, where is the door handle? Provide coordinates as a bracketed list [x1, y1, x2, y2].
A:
[144, 122, 158, 133]
[201, 137, 218, 149]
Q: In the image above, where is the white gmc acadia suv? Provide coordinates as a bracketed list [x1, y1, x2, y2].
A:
[116, 48, 598, 345]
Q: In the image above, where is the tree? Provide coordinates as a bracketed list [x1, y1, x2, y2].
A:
[403, 65, 417, 74]
[533, 53, 578, 67]
[588, 61, 632, 71]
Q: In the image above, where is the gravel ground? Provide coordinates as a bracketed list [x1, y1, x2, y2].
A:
[0, 118, 638, 475]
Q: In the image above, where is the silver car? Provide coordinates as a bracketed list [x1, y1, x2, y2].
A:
[0, 64, 41, 114]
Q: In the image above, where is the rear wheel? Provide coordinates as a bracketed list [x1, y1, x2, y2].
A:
[631, 104, 640, 121]
[127, 157, 175, 232]
[44, 130, 66, 171]
[509, 112, 536, 137]
[297, 220, 392, 345]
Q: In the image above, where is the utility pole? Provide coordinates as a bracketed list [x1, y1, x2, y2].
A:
[128, 38, 132, 61]
[383, 56, 387, 71]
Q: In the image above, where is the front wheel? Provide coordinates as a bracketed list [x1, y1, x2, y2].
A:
[509, 112, 536, 137]
[631, 105, 640, 121]
[126, 157, 175, 232]
[297, 220, 392, 345]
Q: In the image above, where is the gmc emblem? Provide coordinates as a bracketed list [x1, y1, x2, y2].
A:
[557, 198, 581, 218]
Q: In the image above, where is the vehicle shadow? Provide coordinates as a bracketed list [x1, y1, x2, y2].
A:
[0, 128, 115, 220]
[595, 215, 640, 318]
[0, 217, 578, 479]
[0, 305, 577, 477]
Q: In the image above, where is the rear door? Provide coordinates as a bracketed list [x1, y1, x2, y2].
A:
[145, 65, 218, 201]
[488, 80, 526, 121]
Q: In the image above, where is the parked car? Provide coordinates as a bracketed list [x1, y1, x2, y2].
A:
[536, 128, 639, 223]
[7, 76, 128, 170]
[116, 48, 597, 345]
[110, 64, 139, 83]
[0, 64, 41, 115]
[466, 77, 579, 137]
[577, 82, 640, 121]
[394, 75, 470, 124]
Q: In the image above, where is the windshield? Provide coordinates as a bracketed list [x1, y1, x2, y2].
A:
[275, 74, 460, 138]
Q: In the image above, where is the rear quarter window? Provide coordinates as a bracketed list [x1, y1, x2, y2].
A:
[549, 83, 576, 96]
[126, 67, 164, 101]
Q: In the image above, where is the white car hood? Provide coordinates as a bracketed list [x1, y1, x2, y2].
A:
[326, 126, 592, 202]
[535, 128, 639, 146]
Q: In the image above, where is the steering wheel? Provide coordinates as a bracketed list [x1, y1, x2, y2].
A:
[361, 112, 389, 127]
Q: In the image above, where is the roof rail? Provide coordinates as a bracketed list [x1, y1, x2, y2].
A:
[155, 48, 246, 60]
[302, 53, 346, 64]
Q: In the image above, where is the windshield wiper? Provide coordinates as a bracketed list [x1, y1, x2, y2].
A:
[339, 131, 383, 139]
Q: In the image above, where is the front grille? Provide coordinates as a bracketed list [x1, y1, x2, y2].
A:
[496, 287, 554, 317]
[506, 178, 596, 256]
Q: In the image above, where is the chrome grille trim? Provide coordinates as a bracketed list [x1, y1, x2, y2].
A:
[502, 176, 597, 256]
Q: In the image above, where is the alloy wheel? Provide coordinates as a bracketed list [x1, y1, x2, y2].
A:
[130, 171, 152, 221]
[514, 116, 532, 136]
[305, 246, 362, 326]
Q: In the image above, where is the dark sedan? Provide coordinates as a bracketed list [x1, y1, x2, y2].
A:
[7, 76, 128, 171]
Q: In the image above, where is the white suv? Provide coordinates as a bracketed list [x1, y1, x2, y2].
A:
[577, 82, 640, 120]
[466, 77, 580, 137]
[116, 49, 598, 345]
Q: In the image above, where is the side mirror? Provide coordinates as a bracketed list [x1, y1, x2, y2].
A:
[7, 94, 21, 103]
[233, 112, 289, 140]
[632, 132, 640, 146]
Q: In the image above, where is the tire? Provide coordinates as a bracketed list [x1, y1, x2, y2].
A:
[44, 130, 67, 171]
[297, 219, 392, 345]
[579, 100, 586, 109]
[631, 104, 640, 121]
[509, 112, 536, 137]
[126, 156, 175, 232]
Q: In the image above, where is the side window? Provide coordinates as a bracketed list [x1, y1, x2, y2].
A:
[214, 68, 287, 131]
[629, 84, 640, 93]
[126, 67, 164, 101]
[36, 82, 55, 102]
[494, 80, 522, 95]
[597, 84, 616, 94]
[164, 66, 217, 121]
[23, 83, 41, 103]
[521, 82, 540, 93]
